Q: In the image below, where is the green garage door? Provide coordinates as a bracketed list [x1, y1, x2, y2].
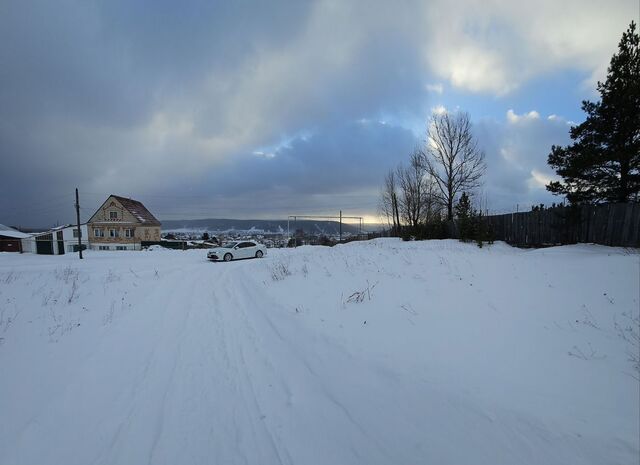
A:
[57, 231, 65, 255]
[36, 233, 54, 255]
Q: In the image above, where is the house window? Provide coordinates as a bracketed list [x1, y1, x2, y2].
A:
[109, 229, 119, 238]
[73, 229, 81, 238]
[124, 228, 133, 238]
[116, 246, 127, 251]
[94, 228, 104, 238]
[99, 246, 110, 250]
[109, 211, 118, 220]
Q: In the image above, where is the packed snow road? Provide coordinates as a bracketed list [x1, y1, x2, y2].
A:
[0, 239, 638, 464]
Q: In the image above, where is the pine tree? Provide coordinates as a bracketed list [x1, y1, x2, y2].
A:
[547, 21, 640, 204]
[455, 192, 474, 242]
[455, 192, 473, 219]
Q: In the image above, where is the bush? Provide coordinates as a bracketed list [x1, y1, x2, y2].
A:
[399, 220, 449, 241]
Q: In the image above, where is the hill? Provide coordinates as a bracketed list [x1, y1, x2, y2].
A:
[160, 218, 365, 235]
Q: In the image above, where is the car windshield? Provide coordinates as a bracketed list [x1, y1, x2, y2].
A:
[221, 242, 239, 248]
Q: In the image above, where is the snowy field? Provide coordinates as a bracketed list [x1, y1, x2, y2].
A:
[0, 239, 638, 465]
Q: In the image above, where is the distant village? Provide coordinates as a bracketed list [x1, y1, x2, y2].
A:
[0, 194, 370, 255]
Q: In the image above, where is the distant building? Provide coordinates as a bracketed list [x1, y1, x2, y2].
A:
[0, 224, 31, 253]
[19, 224, 89, 255]
[87, 195, 161, 251]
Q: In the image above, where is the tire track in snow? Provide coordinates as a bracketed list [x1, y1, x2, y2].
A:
[224, 269, 395, 464]
[213, 269, 293, 465]
[92, 266, 197, 465]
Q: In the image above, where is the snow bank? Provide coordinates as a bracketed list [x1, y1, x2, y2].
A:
[0, 240, 638, 464]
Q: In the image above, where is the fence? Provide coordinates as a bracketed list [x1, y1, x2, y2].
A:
[449, 203, 640, 248]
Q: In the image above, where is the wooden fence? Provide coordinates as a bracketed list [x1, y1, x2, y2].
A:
[449, 203, 640, 248]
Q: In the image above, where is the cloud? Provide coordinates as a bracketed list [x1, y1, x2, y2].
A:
[431, 105, 448, 115]
[197, 120, 417, 212]
[477, 110, 572, 211]
[528, 169, 558, 190]
[506, 109, 541, 124]
[432, 45, 514, 94]
[0, 1, 428, 225]
[425, 83, 444, 94]
[0, 0, 634, 226]
[422, 0, 635, 94]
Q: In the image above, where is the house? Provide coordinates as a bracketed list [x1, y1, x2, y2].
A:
[19, 224, 89, 255]
[0, 224, 31, 253]
[87, 195, 161, 250]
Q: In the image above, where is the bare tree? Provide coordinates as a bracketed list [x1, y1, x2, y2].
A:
[396, 149, 440, 228]
[423, 176, 444, 223]
[423, 111, 486, 220]
[379, 169, 400, 234]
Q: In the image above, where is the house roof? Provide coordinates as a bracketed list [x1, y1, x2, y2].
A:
[0, 224, 32, 239]
[85, 195, 160, 226]
[111, 195, 161, 225]
[87, 195, 161, 226]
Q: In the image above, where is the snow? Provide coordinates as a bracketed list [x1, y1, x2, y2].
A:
[0, 239, 638, 465]
[0, 224, 31, 239]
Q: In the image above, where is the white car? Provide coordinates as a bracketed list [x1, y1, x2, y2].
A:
[207, 240, 267, 262]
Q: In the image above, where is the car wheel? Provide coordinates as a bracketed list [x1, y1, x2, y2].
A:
[224, 253, 233, 262]
[255, 250, 263, 258]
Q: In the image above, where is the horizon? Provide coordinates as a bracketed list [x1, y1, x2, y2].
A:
[8, 215, 386, 232]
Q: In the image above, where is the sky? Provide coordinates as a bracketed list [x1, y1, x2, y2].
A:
[0, 0, 637, 227]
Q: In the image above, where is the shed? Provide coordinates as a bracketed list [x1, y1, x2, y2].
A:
[0, 224, 31, 253]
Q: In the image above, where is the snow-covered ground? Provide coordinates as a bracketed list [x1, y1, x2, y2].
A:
[0, 239, 638, 465]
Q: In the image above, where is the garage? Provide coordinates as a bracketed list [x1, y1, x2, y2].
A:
[0, 224, 30, 253]
[35, 233, 54, 255]
[0, 235, 22, 252]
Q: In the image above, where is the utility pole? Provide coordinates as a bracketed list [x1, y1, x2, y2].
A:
[339, 210, 342, 242]
[75, 188, 83, 259]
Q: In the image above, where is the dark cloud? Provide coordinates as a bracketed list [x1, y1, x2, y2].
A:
[0, 1, 429, 226]
[211, 122, 417, 194]
[0, 1, 630, 227]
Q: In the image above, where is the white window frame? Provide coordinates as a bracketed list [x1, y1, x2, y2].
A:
[73, 229, 81, 238]
[109, 211, 118, 220]
[99, 246, 110, 251]
[124, 228, 133, 238]
[94, 228, 104, 238]
[109, 229, 119, 238]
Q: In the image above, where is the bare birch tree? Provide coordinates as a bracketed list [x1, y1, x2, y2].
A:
[423, 111, 486, 220]
[397, 149, 440, 228]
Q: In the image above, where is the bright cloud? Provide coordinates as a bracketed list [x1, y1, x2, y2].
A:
[423, 0, 634, 94]
[506, 109, 541, 124]
[425, 82, 444, 94]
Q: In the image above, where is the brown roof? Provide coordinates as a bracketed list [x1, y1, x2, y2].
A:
[111, 195, 161, 226]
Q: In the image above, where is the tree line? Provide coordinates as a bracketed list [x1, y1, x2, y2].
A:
[380, 21, 639, 244]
